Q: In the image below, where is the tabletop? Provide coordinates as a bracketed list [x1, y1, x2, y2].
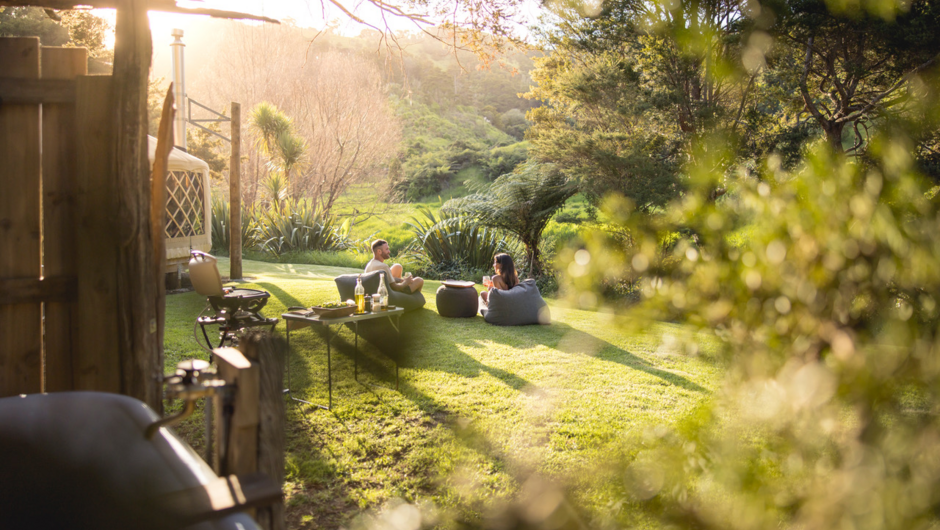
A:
[282, 307, 404, 330]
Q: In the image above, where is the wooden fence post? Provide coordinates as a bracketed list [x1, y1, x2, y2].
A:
[212, 332, 285, 530]
[112, 0, 163, 411]
[0, 37, 42, 397]
[230, 102, 242, 280]
[240, 330, 286, 530]
[42, 46, 88, 393]
[214, 346, 260, 480]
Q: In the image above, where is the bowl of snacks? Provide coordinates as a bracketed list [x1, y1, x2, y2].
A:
[311, 301, 356, 318]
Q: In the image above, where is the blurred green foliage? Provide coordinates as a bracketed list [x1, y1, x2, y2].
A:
[561, 83, 940, 530]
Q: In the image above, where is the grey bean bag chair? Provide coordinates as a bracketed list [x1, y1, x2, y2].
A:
[481, 279, 551, 326]
[335, 271, 425, 312]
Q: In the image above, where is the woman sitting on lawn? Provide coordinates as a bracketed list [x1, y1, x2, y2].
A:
[480, 253, 519, 305]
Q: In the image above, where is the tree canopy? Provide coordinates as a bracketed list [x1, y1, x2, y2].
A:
[770, 0, 940, 149]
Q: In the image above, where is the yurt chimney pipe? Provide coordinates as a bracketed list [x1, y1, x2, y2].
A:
[170, 28, 187, 150]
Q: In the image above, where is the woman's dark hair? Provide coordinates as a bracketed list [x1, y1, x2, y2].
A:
[494, 253, 518, 289]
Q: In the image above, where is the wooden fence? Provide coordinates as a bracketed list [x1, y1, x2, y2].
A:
[0, 36, 162, 406]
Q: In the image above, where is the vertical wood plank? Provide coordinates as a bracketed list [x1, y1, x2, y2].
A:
[242, 331, 286, 530]
[112, 0, 162, 411]
[230, 102, 242, 280]
[151, 84, 174, 386]
[42, 46, 88, 393]
[214, 346, 260, 478]
[0, 37, 42, 397]
[74, 75, 121, 393]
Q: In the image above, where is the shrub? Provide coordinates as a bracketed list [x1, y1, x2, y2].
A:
[501, 108, 530, 140]
[251, 199, 344, 257]
[534, 272, 558, 297]
[390, 152, 453, 202]
[210, 197, 257, 255]
[482, 142, 528, 181]
[443, 161, 578, 278]
[406, 207, 510, 271]
[445, 139, 488, 170]
[414, 258, 487, 282]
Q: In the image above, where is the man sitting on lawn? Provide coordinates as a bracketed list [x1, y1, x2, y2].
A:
[366, 239, 424, 294]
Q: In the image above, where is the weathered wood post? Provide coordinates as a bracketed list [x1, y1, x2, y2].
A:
[151, 86, 175, 363]
[245, 331, 286, 530]
[75, 72, 120, 393]
[112, 0, 163, 411]
[212, 331, 285, 530]
[214, 347, 260, 476]
[230, 102, 242, 280]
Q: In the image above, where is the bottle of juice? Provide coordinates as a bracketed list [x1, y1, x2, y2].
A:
[377, 272, 389, 310]
[355, 274, 365, 313]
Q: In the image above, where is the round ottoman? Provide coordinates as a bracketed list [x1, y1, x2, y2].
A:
[436, 282, 479, 318]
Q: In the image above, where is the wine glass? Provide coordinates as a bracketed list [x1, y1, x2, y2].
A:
[482, 275, 491, 288]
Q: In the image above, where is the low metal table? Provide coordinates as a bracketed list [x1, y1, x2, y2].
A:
[282, 307, 404, 410]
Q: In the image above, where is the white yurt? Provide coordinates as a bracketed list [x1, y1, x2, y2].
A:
[148, 136, 212, 268]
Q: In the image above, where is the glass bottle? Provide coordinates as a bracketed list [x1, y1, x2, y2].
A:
[355, 274, 365, 313]
[377, 272, 389, 310]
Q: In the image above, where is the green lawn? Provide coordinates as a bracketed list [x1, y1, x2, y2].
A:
[164, 258, 723, 529]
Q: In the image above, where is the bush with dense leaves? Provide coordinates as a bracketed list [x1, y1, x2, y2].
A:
[252, 199, 345, 257]
[405, 207, 511, 273]
[565, 126, 940, 528]
[211, 198, 349, 258]
[482, 142, 528, 181]
[210, 197, 256, 255]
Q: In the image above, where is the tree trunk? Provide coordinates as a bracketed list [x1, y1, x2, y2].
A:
[824, 121, 845, 151]
[525, 241, 542, 279]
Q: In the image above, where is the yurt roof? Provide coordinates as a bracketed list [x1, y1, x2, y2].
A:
[147, 135, 211, 173]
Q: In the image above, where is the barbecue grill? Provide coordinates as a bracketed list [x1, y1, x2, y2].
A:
[189, 251, 278, 351]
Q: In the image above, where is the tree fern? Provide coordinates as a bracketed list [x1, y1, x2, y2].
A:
[443, 162, 578, 277]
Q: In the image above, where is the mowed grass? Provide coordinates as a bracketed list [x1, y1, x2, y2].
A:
[164, 258, 724, 529]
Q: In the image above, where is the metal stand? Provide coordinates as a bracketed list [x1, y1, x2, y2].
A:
[195, 288, 278, 352]
[353, 319, 401, 392]
[284, 321, 332, 411]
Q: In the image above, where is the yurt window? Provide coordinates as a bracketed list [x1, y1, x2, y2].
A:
[165, 169, 206, 238]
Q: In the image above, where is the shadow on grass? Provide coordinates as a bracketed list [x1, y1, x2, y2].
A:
[406, 312, 706, 394]
[281, 406, 358, 529]
[306, 309, 532, 395]
[255, 281, 305, 311]
[275, 305, 705, 529]
[503, 321, 707, 393]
